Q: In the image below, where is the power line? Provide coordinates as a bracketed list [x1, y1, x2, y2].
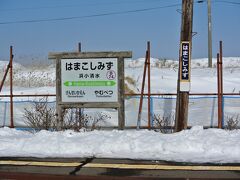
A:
[0, 3, 181, 25]
[0, 0, 175, 12]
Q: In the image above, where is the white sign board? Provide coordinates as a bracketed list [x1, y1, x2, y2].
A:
[61, 58, 118, 102]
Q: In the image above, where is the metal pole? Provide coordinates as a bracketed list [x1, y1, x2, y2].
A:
[9, 46, 14, 128]
[0, 63, 10, 92]
[147, 41, 151, 130]
[137, 50, 148, 129]
[217, 53, 222, 128]
[207, 0, 212, 68]
[219, 41, 223, 128]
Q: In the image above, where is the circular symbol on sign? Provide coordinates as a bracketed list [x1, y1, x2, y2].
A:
[106, 70, 116, 80]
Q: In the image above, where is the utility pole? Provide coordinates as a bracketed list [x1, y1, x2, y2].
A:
[175, 0, 194, 132]
[208, 0, 212, 67]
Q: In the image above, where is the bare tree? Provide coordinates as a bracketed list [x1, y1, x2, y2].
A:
[225, 115, 239, 130]
[153, 113, 174, 133]
[24, 98, 111, 131]
[24, 97, 56, 131]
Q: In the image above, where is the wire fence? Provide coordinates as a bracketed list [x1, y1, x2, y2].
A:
[1, 95, 240, 128]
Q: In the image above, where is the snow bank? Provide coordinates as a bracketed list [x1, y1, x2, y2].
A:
[0, 60, 24, 72]
[1, 57, 240, 89]
[125, 57, 240, 68]
[0, 127, 240, 163]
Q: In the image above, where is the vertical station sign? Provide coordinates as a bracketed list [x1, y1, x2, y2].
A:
[61, 58, 118, 102]
[180, 41, 191, 92]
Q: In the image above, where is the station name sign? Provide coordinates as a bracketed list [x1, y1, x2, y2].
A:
[61, 58, 118, 102]
[180, 41, 191, 92]
[49, 51, 132, 130]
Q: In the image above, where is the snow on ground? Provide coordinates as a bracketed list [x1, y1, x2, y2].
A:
[0, 126, 240, 163]
[125, 57, 240, 68]
[1, 57, 240, 94]
[1, 57, 240, 163]
[0, 61, 24, 71]
[125, 57, 240, 93]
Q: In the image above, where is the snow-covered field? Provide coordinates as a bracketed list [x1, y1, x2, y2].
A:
[0, 57, 240, 163]
[1, 57, 240, 127]
[1, 57, 240, 94]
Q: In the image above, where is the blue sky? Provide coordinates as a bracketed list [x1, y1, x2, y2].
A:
[0, 0, 239, 64]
